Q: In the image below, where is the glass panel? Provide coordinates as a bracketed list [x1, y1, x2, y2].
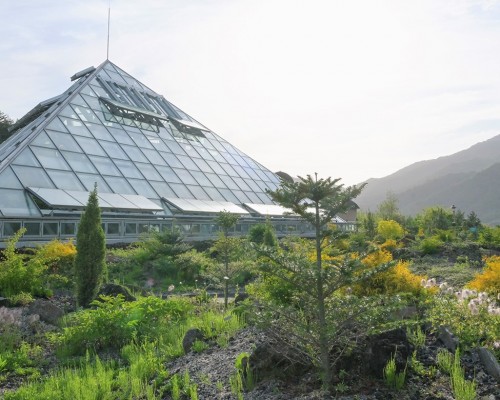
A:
[100, 141, 128, 160]
[149, 138, 170, 152]
[59, 105, 79, 119]
[61, 222, 76, 235]
[125, 223, 137, 234]
[233, 177, 251, 191]
[4, 221, 22, 236]
[245, 192, 262, 204]
[89, 156, 121, 176]
[243, 167, 259, 180]
[74, 136, 106, 156]
[45, 130, 81, 152]
[258, 192, 272, 203]
[186, 185, 210, 200]
[218, 188, 239, 204]
[24, 222, 41, 236]
[136, 163, 162, 180]
[72, 105, 99, 124]
[97, 193, 136, 209]
[206, 160, 226, 175]
[86, 123, 114, 141]
[81, 85, 98, 97]
[190, 171, 212, 186]
[205, 173, 226, 189]
[173, 169, 197, 185]
[150, 181, 176, 198]
[220, 163, 238, 177]
[0, 189, 41, 216]
[77, 173, 111, 192]
[31, 131, 55, 148]
[46, 170, 85, 191]
[244, 178, 262, 193]
[12, 148, 40, 167]
[142, 148, 165, 165]
[43, 223, 59, 236]
[221, 152, 238, 165]
[121, 194, 163, 210]
[126, 179, 157, 198]
[61, 151, 98, 173]
[31, 146, 70, 170]
[122, 145, 148, 162]
[219, 175, 239, 190]
[81, 94, 101, 110]
[70, 94, 89, 107]
[169, 183, 193, 198]
[114, 159, 143, 178]
[156, 165, 181, 183]
[128, 131, 154, 149]
[46, 118, 69, 133]
[62, 117, 92, 137]
[29, 187, 84, 208]
[181, 143, 201, 158]
[0, 167, 22, 189]
[108, 127, 134, 145]
[232, 190, 251, 203]
[243, 156, 258, 168]
[203, 186, 225, 201]
[176, 155, 199, 171]
[165, 139, 186, 154]
[208, 149, 226, 162]
[139, 223, 149, 233]
[193, 158, 213, 173]
[107, 223, 120, 235]
[160, 152, 184, 168]
[232, 164, 251, 179]
[232, 154, 249, 168]
[104, 176, 136, 194]
[12, 165, 54, 188]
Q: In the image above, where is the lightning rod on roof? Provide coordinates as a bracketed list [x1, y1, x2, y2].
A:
[106, 0, 111, 60]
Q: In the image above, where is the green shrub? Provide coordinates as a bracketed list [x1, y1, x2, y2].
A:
[418, 237, 443, 255]
[174, 249, 215, 285]
[0, 229, 49, 298]
[56, 295, 193, 356]
[428, 296, 500, 350]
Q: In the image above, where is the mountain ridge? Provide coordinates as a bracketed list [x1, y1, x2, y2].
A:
[356, 134, 500, 225]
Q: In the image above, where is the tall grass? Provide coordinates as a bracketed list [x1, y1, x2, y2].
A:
[5, 297, 247, 399]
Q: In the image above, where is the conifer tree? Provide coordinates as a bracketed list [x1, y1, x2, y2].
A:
[74, 185, 106, 307]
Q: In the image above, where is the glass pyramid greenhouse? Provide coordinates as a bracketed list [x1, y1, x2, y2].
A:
[0, 60, 326, 246]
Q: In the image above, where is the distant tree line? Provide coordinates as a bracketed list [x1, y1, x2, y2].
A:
[0, 110, 14, 144]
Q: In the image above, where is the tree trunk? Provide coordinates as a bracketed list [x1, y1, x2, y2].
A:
[315, 202, 332, 391]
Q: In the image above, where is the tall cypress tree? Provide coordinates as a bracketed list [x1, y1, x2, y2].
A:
[75, 185, 106, 307]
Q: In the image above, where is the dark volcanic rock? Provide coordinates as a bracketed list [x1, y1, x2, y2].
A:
[250, 337, 313, 382]
[96, 283, 136, 302]
[363, 328, 412, 378]
[27, 299, 64, 325]
[182, 328, 206, 354]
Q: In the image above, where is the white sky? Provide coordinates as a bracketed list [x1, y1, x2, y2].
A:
[1, 0, 500, 185]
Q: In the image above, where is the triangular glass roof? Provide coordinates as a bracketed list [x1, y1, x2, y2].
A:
[0, 60, 281, 217]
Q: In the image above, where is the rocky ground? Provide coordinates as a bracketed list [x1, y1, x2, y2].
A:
[166, 326, 500, 400]
[1, 295, 499, 399]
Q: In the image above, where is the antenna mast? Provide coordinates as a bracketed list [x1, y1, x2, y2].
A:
[106, 1, 111, 60]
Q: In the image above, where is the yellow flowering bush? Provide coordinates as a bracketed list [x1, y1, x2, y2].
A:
[354, 249, 430, 296]
[467, 256, 500, 295]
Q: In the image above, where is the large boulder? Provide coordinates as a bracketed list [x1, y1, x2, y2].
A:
[27, 299, 65, 326]
[182, 328, 206, 354]
[364, 328, 412, 378]
[249, 337, 313, 382]
[96, 283, 136, 302]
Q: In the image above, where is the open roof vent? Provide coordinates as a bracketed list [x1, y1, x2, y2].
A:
[70, 66, 96, 81]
